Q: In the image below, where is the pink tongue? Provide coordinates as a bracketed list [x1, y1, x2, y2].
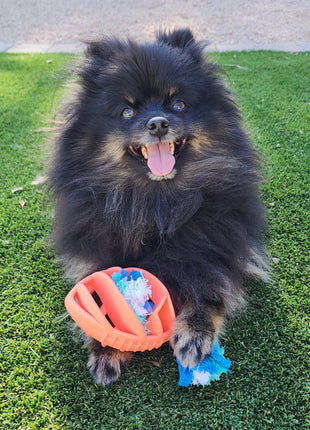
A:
[147, 141, 175, 177]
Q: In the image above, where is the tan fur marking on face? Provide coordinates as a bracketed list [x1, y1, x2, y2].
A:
[125, 95, 135, 105]
[169, 86, 179, 97]
[95, 132, 127, 165]
[190, 131, 228, 154]
[190, 131, 213, 153]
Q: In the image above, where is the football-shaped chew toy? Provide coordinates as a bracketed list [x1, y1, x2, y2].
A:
[65, 267, 176, 352]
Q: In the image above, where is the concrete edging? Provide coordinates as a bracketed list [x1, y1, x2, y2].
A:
[1, 41, 310, 53]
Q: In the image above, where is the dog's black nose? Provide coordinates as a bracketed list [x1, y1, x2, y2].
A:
[147, 116, 169, 137]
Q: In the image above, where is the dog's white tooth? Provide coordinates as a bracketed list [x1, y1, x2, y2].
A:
[141, 146, 148, 159]
[169, 142, 175, 155]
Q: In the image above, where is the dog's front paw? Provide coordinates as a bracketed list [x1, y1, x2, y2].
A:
[171, 321, 214, 368]
[87, 339, 132, 386]
[171, 305, 223, 368]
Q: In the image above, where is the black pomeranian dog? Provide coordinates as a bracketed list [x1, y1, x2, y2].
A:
[50, 29, 268, 386]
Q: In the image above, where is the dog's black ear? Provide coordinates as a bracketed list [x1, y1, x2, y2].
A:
[85, 40, 116, 61]
[85, 38, 129, 63]
[156, 28, 195, 48]
[81, 39, 124, 88]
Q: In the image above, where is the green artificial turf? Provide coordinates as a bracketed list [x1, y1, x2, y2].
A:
[0, 52, 309, 429]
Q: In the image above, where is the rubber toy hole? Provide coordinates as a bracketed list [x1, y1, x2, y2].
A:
[144, 299, 155, 314]
[91, 290, 102, 307]
[105, 313, 115, 328]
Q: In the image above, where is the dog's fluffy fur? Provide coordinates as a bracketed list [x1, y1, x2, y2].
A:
[50, 29, 268, 385]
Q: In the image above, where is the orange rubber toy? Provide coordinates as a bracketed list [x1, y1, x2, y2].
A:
[65, 267, 176, 352]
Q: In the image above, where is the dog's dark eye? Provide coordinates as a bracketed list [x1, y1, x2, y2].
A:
[122, 107, 135, 118]
[172, 100, 186, 111]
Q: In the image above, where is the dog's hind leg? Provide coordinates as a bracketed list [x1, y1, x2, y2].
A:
[87, 338, 133, 386]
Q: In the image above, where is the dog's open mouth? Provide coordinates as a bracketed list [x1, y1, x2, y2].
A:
[128, 138, 187, 177]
